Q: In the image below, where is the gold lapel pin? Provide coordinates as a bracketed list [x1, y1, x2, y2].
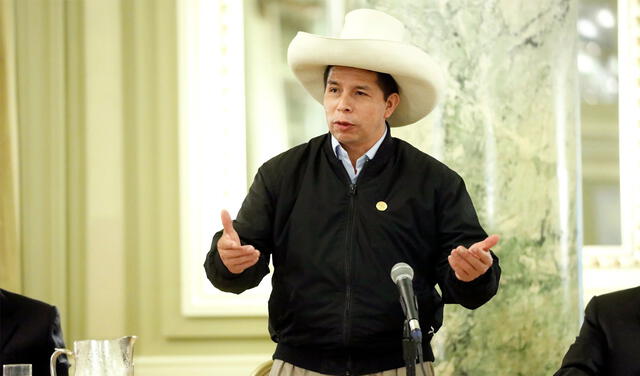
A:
[376, 201, 388, 211]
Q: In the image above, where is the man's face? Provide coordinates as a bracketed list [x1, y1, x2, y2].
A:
[323, 66, 399, 153]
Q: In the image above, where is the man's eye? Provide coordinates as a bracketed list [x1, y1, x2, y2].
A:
[356, 91, 367, 96]
[328, 87, 338, 93]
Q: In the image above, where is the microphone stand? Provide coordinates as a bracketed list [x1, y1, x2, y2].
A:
[391, 263, 427, 376]
[402, 319, 420, 376]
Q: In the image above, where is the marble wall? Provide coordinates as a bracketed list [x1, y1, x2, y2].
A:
[348, 1, 582, 374]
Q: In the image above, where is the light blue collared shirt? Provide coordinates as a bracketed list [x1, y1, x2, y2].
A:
[331, 127, 388, 184]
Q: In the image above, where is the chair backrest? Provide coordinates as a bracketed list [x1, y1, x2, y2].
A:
[250, 359, 273, 376]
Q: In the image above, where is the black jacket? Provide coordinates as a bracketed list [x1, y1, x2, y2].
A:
[205, 130, 500, 375]
[0, 289, 69, 376]
[554, 286, 640, 376]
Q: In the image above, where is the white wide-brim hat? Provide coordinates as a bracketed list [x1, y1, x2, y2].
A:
[287, 8, 445, 127]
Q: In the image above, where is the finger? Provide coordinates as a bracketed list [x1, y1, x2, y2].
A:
[473, 247, 494, 265]
[229, 258, 260, 274]
[454, 245, 484, 261]
[455, 270, 471, 281]
[221, 245, 259, 259]
[448, 255, 471, 280]
[457, 250, 489, 272]
[226, 252, 260, 267]
[449, 251, 474, 275]
[228, 251, 260, 268]
[471, 234, 500, 252]
[221, 210, 237, 237]
[467, 244, 491, 263]
[449, 250, 477, 275]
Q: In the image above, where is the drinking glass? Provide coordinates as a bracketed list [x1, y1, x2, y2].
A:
[2, 364, 32, 376]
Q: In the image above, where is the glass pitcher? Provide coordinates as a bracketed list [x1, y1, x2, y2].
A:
[50, 336, 136, 376]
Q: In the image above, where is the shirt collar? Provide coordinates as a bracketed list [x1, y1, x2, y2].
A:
[331, 126, 388, 161]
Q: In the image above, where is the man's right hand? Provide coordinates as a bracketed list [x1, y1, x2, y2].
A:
[217, 210, 260, 274]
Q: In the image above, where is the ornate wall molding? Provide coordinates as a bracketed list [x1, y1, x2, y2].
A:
[617, 0, 640, 256]
[178, 0, 272, 317]
[584, 0, 640, 260]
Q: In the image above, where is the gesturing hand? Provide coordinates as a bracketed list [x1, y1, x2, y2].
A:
[217, 210, 260, 274]
[448, 235, 500, 282]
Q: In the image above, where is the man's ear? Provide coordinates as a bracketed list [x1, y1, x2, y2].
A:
[384, 93, 400, 119]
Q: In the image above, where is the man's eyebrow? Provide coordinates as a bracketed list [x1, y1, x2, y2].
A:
[325, 81, 371, 91]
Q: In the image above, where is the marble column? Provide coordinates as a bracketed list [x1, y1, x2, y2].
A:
[348, 1, 581, 375]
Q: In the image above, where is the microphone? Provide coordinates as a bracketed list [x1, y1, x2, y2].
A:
[390, 262, 422, 342]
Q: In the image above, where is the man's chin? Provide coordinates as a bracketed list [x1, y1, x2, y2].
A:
[330, 128, 356, 140]
[333, 134, 355, 145]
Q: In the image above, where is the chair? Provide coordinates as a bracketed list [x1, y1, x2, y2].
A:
[250, 359, 273, 376]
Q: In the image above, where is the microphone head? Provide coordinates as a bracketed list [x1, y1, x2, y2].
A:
[390, 262, 414, 283]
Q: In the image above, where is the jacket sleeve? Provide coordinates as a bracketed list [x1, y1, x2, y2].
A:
[553, 297, 605, 376]
[434, 172, 501, 309]
[204, 167, 275, 294]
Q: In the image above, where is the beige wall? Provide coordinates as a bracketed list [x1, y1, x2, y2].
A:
[0, 0, 21, 292]
[7, 0, 273, 371]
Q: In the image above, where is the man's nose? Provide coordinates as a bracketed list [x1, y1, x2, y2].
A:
[337, 94, 352, 112]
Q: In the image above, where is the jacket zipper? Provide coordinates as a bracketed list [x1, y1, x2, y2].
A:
[342, 159, 369, 376]
[343, 182, 357, 349]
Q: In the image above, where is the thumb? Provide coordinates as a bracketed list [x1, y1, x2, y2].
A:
[221, 210, 238, 239]
[475, 234, 500, 252]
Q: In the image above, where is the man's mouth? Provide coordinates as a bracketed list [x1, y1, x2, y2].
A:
[333, 121, 354, 128]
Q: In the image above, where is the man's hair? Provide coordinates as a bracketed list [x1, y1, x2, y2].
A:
[323, 65, 399, 100]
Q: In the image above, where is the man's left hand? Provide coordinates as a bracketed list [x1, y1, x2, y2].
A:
[448, 235, 500, 282]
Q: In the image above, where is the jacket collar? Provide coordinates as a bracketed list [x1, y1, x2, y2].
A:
[322, 125, 395, 184]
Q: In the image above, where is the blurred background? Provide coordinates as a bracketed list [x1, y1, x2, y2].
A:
[1, 0, 639, 375]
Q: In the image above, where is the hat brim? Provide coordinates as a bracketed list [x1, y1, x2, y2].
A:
[287, 32, 445, 127]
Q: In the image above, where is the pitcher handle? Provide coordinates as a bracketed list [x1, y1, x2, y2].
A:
[50, 348, 73, 376]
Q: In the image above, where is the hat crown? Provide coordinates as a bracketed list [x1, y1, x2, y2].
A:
[339, 9, 406, 43]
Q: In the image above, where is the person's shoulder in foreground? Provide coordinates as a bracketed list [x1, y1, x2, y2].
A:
[554, 285, 640, 376]
[0, 288, 69, 376]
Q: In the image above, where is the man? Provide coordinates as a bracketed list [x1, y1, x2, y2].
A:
[554, 286, 640, 375]
[205, 9, 501, 376]
[0, 288, 69, 376]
